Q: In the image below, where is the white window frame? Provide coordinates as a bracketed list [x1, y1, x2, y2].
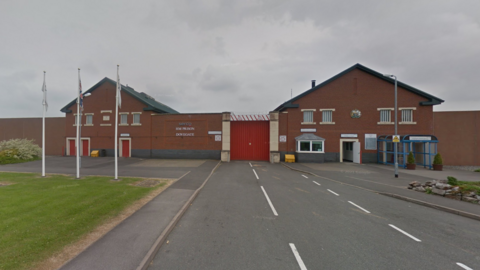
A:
[399, 107, 416, 124]
[301, 109, 316, 124]
[85, 114, 93, 126]
[319, 108, 335, 124]
[296, 140, 325, 153]
[377, 108, 393, 124]
[119, 112, 129, 126]
[132, 112, 142, 126]
[73, 113, 82, 126]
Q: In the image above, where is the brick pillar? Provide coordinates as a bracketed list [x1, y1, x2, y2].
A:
[269, 111, 280, 163]
[221, 112, 230, 162]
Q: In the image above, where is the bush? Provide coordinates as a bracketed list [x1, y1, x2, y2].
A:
[407, 152, 415, 164]
[475, 169, 480, 173]
[433, 153, 443, 165]
[0, 139, 41, 160]
[447, 176, 458, 186]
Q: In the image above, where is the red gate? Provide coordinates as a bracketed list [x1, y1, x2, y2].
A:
[230, 121, 269, 161]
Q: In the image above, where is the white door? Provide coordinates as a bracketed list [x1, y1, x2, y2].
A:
[353, 142, 361, 164]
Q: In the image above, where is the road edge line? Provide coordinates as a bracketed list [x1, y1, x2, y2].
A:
[136, 160, 222, 270]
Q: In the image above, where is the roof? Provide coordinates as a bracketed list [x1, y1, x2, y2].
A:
[274, 63, 444, 111]
[295, 134, 325, 141]
[60, 77, 179, 114]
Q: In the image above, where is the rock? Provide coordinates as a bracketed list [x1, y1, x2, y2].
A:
[414, 186, 425, 192]
[451, 187, 460, 192]
[476, 195, 480, 200]
[432, 188, 446, 196]
[435, 183, 452, 190]
[424, 181, 433, 187]
[438, 179, 448, 184]
[462, 197, 479, 203]
[409, 181, 422, 187]
[407, 186, 413, 189]
[464, 191, 477, 197]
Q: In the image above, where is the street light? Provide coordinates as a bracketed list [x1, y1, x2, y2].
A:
[383, 74, 399, 178]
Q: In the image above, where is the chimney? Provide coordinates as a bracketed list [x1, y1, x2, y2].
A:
[311, 80, 316, 88]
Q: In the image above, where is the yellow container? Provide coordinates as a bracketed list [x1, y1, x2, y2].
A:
[91, 150, 99, 157]
[285, 154, 295, 163]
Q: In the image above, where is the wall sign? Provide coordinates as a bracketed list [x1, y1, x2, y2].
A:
[215, 135, 222, 141]
[176, 127, 194, 131]
[208, 131, 222, 135]
[176, 133, 194, 136]
[300, 128, 316, 132]
[365, 134, 377, 150]
[179, 122, 192, 126]
[279, 135, 287, 142]
[410, 136, 432, 141]
[120, 133, 130, 137]
[341, 134, 357, 138]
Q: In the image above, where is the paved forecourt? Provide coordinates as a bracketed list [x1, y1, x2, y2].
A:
[149, 161, 480, 270]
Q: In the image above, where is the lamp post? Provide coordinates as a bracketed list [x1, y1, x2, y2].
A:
[383, 74, 399, 178]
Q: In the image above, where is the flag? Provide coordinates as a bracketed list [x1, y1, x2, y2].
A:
[42, 71, 48, 111]
[117, 65, 121, 108]
[78, 70, 83, 111]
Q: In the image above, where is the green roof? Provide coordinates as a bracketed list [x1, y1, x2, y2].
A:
[274, 63, 444, 111]
[60, 77, 179, 114]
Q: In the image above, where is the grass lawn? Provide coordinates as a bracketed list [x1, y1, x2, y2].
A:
[0, 156, 41, 165]
[457, 181, 480, 194]
[0, 172, 167, 270]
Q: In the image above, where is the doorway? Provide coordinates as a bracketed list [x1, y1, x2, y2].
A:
[340, 139, 359, 163]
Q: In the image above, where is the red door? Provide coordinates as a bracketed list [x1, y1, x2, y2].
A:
[122, 140, 130, 157]
[82, 140, 89, 156]
[69, 140, 76, 156]
[231, 121, 269, 161]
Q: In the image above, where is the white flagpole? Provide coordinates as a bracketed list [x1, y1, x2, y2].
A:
[76, 68, 81, 179]
[114, 65, 119, 180]
[42, 71, 46, 177]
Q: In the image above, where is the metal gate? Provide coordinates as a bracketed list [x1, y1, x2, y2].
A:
[230, 121, 270, 161]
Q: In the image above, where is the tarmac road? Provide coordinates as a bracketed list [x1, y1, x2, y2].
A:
[148, 161, 480, 270]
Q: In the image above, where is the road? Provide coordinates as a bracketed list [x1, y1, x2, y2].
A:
[148, 161, 480, 270]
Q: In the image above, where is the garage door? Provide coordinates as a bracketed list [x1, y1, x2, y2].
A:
[231, 121, 269, 161]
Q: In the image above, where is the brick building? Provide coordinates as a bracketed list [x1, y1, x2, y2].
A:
[272, 64, 444, 163]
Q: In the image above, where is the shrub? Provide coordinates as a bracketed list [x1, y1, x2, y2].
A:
[425, 187, 432, 194]
[447, 176, 458, 186]
[0, 139, 41, 160]
[433, 153, 443, 165]
[475, 169, 480, 173]
[407, 152, 415, 164]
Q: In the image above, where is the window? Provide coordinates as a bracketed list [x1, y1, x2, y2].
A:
[86, 115, 93, 125]
[401, 109, 413, 122]
[303, 111, 313, 123]
[74, 114, 81, 126]
[322, 110, 333, 123]
[121, 114, 128, 124]
[133, 114, 140, 124]
[297, 140, 324, 153]
[379, 110, 391, 123]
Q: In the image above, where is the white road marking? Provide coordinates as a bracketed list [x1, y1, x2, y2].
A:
[348, 201, 371, 213]
[261, 186, 278, 216]
[249, 162, 252, 167]
[289, 243, 307, 270]
[312, 181, 321, 186]
[327, 189, 339, 196]
[302, 175, 308, 178]
[388, 224, 422, 242]
[456, 263, 473, 270]
[253, 169, 259, 179]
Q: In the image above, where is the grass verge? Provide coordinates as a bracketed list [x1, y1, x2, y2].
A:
[0, 172, 169, 270]
[457, 181, 480, 194]
[0, 156, 41, 165]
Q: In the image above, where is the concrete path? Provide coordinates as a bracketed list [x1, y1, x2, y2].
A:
[58, 160, 220, 270]
[283, 162, 480, 220]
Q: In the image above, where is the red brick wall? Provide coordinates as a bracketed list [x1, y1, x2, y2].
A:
[0, 117, 65, 155]
[278, 69, 435, 157]
[434, 111, 480, 166]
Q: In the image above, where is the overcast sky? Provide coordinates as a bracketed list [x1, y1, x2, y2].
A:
[1, 0, 479, 118]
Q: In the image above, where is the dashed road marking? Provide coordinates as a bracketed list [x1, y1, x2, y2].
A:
[253, 169, 259, 179]
[327, 189, 339, 196]
[456, 263, 473, 270]
[348, 201, 370, 213]
[249, 162, 252, 167]
[312, 181, 321, 186]
[389, 224, 421, 242]
[302, 175, 308, 179]
[261, 186, 278, 216]
[289, 243, 307, 270]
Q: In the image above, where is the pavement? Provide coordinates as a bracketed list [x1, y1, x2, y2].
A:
[148, 161, 480, 269]
[283, 162, 480, 220]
